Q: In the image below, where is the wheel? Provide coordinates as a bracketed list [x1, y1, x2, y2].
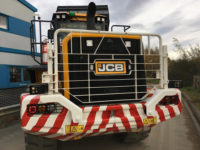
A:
[115, 129, 151, 143]
[25, 133, 58, 150]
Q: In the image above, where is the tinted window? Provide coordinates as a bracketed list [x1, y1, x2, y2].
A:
[23, 69, 31, 81]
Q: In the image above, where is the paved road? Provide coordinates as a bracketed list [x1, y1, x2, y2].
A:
[0, 102, 200, 150]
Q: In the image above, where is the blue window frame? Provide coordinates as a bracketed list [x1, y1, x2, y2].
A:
[0, 13, 32, 38]
[10, 66, 21, 83]
[9, 66, 31, 83]
[0, 65, 31, 89]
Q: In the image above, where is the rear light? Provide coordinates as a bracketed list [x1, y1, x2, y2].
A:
[159, 95, 179, 105]
[28, 105, 37, 114]
[27, 103, 56, 115]
[29, 83, 48, 95]
[56, 14, 60, 19]
[62, 14, 66, 19]
[54, 13, 69, 20]
[96, 17, 106, 23]
[97, 17, 101, 21]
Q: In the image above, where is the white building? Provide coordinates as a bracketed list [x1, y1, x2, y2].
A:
[0, 0, 38, 89]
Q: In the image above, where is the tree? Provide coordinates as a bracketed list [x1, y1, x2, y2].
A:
[168, 38, 200, 86]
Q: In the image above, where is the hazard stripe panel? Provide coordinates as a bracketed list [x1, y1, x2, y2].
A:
[20, 94, 182, 141]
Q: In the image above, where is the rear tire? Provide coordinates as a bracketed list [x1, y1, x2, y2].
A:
[25, 133, 58, 150]
[115, 129, 151, 143]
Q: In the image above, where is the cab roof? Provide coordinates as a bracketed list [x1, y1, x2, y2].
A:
[56, 5, 109, 23]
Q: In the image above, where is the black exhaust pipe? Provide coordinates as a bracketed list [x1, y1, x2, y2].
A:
[87, 2, 96, 30]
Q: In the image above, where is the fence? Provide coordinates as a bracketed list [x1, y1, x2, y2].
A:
[0, 87, 27, 107]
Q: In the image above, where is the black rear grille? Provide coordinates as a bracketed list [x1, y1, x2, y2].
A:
[59, 36, 147, 104]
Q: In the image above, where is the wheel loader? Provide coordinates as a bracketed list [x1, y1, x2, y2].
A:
[20, 2, 182, 150]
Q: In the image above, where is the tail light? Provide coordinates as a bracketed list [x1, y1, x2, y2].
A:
[159, 95, 179, 105]
[29, 83, 48, 95]
[27, 103, 56, 115]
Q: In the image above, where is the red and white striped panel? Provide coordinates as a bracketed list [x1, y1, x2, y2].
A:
[20, 94, 182, 141]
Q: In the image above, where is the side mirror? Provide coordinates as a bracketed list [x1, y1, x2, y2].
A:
[48, 29, 54, 39]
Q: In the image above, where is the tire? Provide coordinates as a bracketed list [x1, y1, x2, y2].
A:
[25, 133, 58, 150]
[115, 129, 151, 143]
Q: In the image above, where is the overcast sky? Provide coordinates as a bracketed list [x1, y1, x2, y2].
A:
[27, 0, 200, 59]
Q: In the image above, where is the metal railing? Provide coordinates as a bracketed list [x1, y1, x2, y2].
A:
[44, 29, 167, 103]
[0, 87, 27, 107]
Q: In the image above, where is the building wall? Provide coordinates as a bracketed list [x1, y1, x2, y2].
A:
[0, 0, 35, 22]
[0, 52, 40, 66]
[0, 0, 38, 89]
[0, 31, 30, 51]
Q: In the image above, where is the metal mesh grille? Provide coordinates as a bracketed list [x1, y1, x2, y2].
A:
[51, 30, 163, 104]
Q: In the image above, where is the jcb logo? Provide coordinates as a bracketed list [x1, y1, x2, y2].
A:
[95, 61, 126, 75]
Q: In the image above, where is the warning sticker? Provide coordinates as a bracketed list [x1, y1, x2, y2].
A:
[65, 125, 84, 134]
[143, 117, 157, 125]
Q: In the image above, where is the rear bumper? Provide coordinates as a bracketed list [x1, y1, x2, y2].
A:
[20, 88, 181, 141]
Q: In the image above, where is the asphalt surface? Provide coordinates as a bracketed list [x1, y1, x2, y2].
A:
[0, 101, 200, 150]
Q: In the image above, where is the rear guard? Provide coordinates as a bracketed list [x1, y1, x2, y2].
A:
[59, 33, 147, 104]
[20, 88, 181, 141]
